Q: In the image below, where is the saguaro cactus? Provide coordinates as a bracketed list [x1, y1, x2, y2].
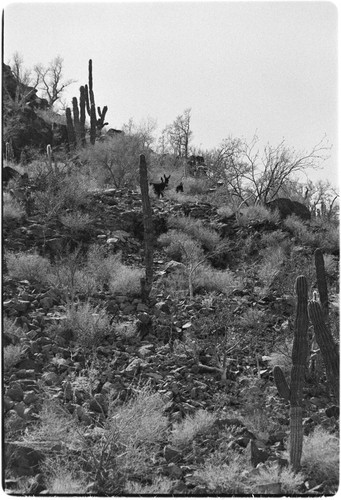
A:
[308, 299, 339, 403]
[79, 86, 87, 146]
[274, 275, 309, 471]
[65, 107, 76, 149]
[139, 154, 154, 301]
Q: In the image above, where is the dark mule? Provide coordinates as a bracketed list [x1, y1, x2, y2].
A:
[150, 174, 171, 198]
[176, 182, 184, 193]
[3, 166, 22, 185]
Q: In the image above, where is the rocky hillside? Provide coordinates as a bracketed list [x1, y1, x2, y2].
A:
[3, 181, 339, 495]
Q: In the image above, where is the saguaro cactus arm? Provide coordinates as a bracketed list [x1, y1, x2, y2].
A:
[308, 300, 339, 403]
[314, 248, 329, 322]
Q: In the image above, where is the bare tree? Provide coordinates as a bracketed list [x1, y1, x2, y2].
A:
[209, 134, 331, 205]
[122, 116, 157, 151]
[163, 108, 192, 158]
[34, 56, 75, 107]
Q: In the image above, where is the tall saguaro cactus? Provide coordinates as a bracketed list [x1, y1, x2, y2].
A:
[274, 275, 309, 471]
[139, 154, 154, 301]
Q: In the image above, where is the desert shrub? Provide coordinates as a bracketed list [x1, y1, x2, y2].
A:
[248, 462, 304, 494]
[6, 251, 51, 283]
[3, 345, 23, 371]
[26, 399, 81, 445]
[239, 307, 265, 329]
[114, 321, 137, 339]
[82, 135, 141, 188]
[86, 245, 122, 288]
[43, 455, 88, 495]
[259, 230, 291, 251]
[52, 303, 111, 349]
[3, 317, 25, 344]
[301, 426, 339, 483]
[49, 264, 98, 297]
[171, 409, 216, 448]
[217, 205, 235, 218]
[237, 205, 280, 226]
[60, 211, 92, 231]
[34, 171, 91, 218]
[283, 215, 317, 246]
[3, 192, 25, 220]
[168, 216, 221, 251]
[158, 230, 203, 263]
[108, 384, 169, 477]
[257, 246, 286, 293]
[194, 447, 250, 494]
[125, 476, 176, 495]
[184, 177, 209, 195]
[193, 265, 242, 295]
[109, 264, 143, 296]
[268, 338, 293, 378]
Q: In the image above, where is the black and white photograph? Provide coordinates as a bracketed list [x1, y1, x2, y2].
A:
[2, 1, 339, 496]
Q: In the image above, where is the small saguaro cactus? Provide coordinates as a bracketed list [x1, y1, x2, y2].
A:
[274, 275, 309, 471]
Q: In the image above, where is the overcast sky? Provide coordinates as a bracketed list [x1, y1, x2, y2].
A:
[3, 1, 338, 186]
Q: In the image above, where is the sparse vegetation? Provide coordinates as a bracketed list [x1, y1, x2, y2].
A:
[3, 56, 339, 495]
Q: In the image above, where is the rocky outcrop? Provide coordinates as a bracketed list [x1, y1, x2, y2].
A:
[266, 198, 311, 221]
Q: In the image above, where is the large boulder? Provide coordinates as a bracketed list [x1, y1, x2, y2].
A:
[266, 198, 311, 221]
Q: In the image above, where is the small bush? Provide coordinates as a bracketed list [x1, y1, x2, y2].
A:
[257, 246, 286, 292]
[3, 192, 25, 221]
[193, 265, 241, 295]
[194, 448, 250, 494]
[283, 215, 317, 245]
[3, 317, 25, 343]
[60, 211, 92, 231]
[125, 476, 176, 495]
[6, 251, 51, 283]
[237, 205, 280, 226]
[3, 345, 23, 371]
[217, 205, 235, 218]
[168, 216, 220, 251]
[66, 303, 111, 349]
[185, 177, 208, 196]
[109, 264, 143, 296]
[301, 426, 339, 483]
[171, 409, 216, 448]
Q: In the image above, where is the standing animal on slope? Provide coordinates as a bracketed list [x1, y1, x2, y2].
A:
[2, 166, 25, 186]
[150, 174, 171, 198]
[176, 182, 184, 193]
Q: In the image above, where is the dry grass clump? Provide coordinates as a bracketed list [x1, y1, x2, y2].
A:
[301, 426, 339, 484]
[6, 251, 52, 283]
[3, 317, 26, 343]
[257, 246, 286, 292]
[108, 384, 169, 477]
[171, 409, 216, 448]
[3, 345, 23, 371]
[184, 177, 209, 196]
[63, 302, 111, 349]
[217, 205, 235, 218]
[125, 476, 176, 494]
[194, 446, 250, 494]
[193, 265, 241, 295]
[3, 192, 25, 220]
[60, 211, 92, 231]
[168, 216, 220, 251]
[237, 205, 280, 226]
[109, 264, 144, 296]
[43, 459, 88, 494]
